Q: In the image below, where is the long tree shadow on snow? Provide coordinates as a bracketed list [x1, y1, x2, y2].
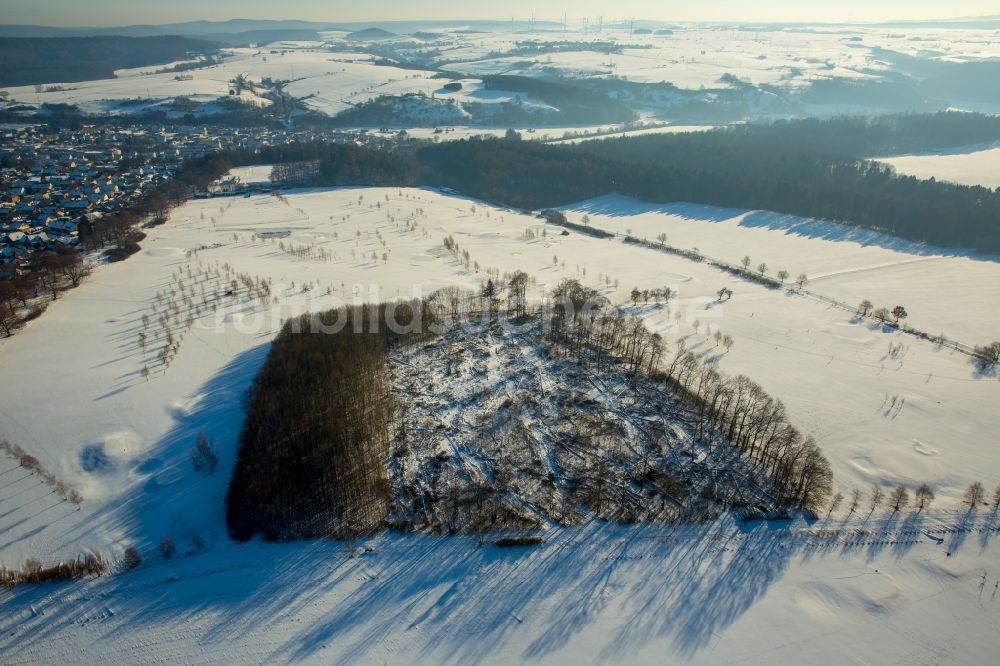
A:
[566, 197, 741, 222]
[738, 210, 1000, 263]
[23, 343, 273, 571]
[117, 342, 272, 551]
[0, 344, 996, 663]
[563, 195, 1000, 264]
[0, 342, 272, 658]
[275, 515, 946, 664]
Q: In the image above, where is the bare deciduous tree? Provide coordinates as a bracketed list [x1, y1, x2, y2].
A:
[973, 342, 1000, 369]
[508, 271, 530, 318]
[0, 299, 17, 338]
[870, 484, 884, 513]
[847, 488, 861, 513]
[122, 546, 142, 570]
[964, 481, 985, 510]
[889, 485, 909, 512]
[828, 492, 844, 515]
[914, 484, 935, 511]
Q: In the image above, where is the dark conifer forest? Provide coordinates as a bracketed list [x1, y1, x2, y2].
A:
[419, 117, 1000, 250]
[188, 112, 1000, 252]
[0, 36, 217, 87]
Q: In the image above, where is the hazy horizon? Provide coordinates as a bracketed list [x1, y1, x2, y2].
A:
[2, 0, 999, 28]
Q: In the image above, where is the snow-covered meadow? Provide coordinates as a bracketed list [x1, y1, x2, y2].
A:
[1, 184, 999, 661]
[876, 143, 1000, 190]
[439, 27, 878, 89]
[227, 165, 276, 185]
[0, 45, 456, 117]
[424, 24, 1000, 91]
[5, 23, 1000, 124]
[0, 42, 553, 120]
[2, 184, 999, 550]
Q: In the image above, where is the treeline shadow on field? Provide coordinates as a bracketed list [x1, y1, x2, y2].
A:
[0, 348, 995, 664]
[565, 196, 1000, 264]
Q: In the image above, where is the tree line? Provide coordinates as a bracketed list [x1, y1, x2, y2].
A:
[427, 130, 1000, 251]
[0, 248, 89, 336]
[226, 301, 436, 541]
[0, 36, 218, 88]
[194, 112, 1000, 253]
[623, 112, 1000, 161]
[545, 279, 832, 511]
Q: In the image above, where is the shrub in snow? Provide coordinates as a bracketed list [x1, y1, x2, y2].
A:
[972, 342, 1000, 369]
[159, 536, 176, 559]
[122, 546, 142, 570]
[191, 433, 218, 473]
[494, 536, 543, 547]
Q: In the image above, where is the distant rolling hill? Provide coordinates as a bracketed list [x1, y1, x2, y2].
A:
[0, 19, 338, 38]
[0, 18, 563, 40]
[345, 27, 398, 41]
[0, 36, 218, 88]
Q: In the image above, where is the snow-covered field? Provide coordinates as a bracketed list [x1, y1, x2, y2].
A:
[228, 165, 275, 184]
[0, 43, 553, 120]
[4, 514, 999, 664]
[0, 46, 447, 117]
[544, 123, 715, 144]
[566, 195, 1000, 344]
[5, 24, 1000, 121]
[358, 122, 714, 143]
[1, 50, 282, 114]
[1, 185, 999, 661]
[428, 25, 997, 90]
[876, 143, 1000, 190]
[443, 35, 871, 90]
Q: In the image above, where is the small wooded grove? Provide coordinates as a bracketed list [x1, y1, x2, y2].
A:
[226, 284, 833, 542]
[225, 301, 433, 541]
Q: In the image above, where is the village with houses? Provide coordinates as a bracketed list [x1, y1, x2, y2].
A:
[0, 123, 385, 277]
[0, 119, 395, 340]
[1, 125, 149, 268]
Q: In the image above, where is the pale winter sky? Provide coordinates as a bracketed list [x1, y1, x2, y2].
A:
[1, 0, 997, 27]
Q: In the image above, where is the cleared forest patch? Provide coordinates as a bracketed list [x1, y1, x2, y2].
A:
[388, 315, 766, 532]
